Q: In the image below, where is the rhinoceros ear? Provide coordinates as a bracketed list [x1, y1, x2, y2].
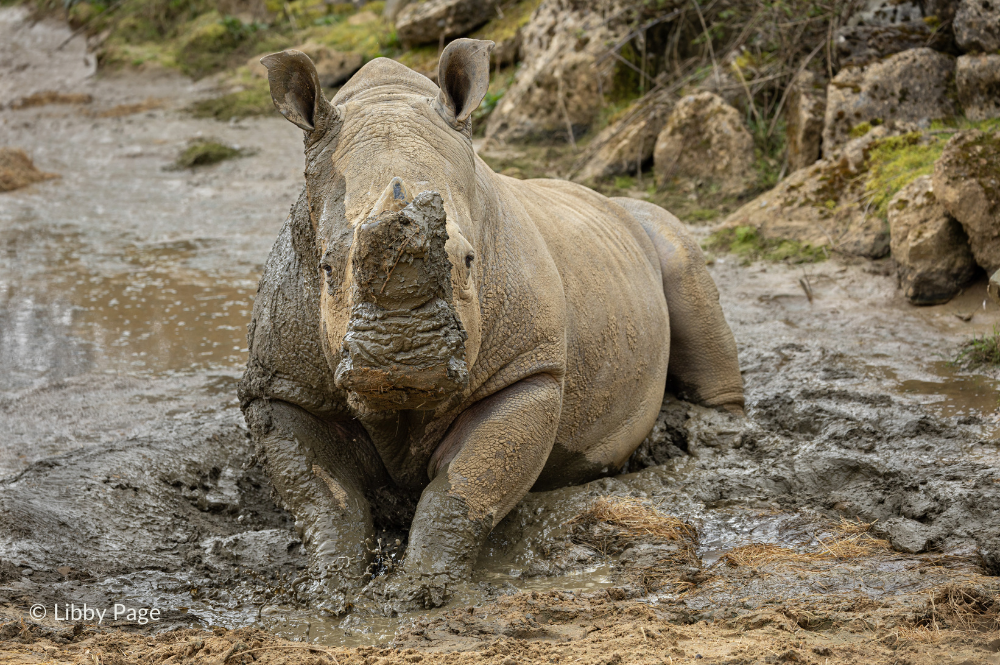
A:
[261, 50, 332, 132]
[435, 38, 495, 126]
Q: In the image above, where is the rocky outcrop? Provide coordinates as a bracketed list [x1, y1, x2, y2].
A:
[888, 175, 977, 305]
[785, 70, 827, 172]
[954, 0, 1000, 54]
[0, 148, 58, 192]
[822, 48, 956, 158]
[835, 0, 955, 68]
[396, 0, 497, 47]
[653, 92, 755, 196]
[722, 128, 891, 258]
[383, 0, 410, 21]
[957, 55, 1000, 121]
[484, 0, 636, 143]
[933, 130, 1000, 274]
[249, 44, 362, 88]
[571, 90, 674, 182]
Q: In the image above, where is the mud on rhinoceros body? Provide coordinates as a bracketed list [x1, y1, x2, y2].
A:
[238, 38, 744, 615]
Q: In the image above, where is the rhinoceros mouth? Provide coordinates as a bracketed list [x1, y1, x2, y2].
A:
[335, 299, 468, 411]
[333, 190, 469, 412]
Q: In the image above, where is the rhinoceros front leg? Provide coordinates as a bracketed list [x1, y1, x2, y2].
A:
[374, 374, 562, 611]
[244, 399, 380, 614]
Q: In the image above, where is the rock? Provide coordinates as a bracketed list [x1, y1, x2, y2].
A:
[988, 269, 1000, 306]
[0, 148, 59, 192]
[383, 0, 411, 21]
[470, 0, 542, 69]
[485, 0, 637, 143]
[888, 175, 977, 305]
[571, 90, 674, 182]
[933, 129, 1000, 273]
[653, 92, 755, 196]
[249, 44, 362, 88]
[954, 0, 1000, 53]
[822, 48, 957, 158]
[693, 67, 745, 112]
[722, 128, 892, 258]
[882, 517, 932, 553]
[835, 0, 955, 68]
[957, 54, 1000, 121]
[395, 0, 497, 47]
[785, 70, 827, 172]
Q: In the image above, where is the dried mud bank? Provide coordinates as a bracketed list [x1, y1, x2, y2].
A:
[2, 7, 1000, 664]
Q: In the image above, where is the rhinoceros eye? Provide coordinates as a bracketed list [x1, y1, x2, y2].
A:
[465, 254, 474, 269]
[321, 263, 333, 277]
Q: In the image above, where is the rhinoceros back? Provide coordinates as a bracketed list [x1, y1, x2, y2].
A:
[238, 188, 348, 418]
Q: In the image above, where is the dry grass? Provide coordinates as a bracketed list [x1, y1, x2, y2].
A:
[721, 519, 893, 568]
[8, 91, 93, 109]
[567, 496, 697, 559]
[96, 97, 166, 117]
[570, 497, 695, 541]
[0, 148, 59, 192]
[916, 585, 1000, 633]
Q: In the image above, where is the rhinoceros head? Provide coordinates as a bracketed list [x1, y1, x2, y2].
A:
[261, 39, 493, 412]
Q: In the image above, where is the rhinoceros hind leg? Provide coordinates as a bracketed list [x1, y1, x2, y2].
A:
[613, 197, 744, 414]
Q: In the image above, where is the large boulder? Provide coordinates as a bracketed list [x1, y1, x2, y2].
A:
[822, 48, 957, 158]
[0, 148, 58, 192]
[249, 44, 362, 88]
[954, 0, 1000, 53]
[835, 0, 956, 68]
[571, 90, 674, 182]
[933, 130, 1000, 274]
[888, 175, 977, 305]
[395, 0, 497, 47]
[834, 0, 955, 67]
[957, 55, 1000, 121]
[721, 128, 891, 258]
[653, 92, 755, 196]
[785, 70, 827, 172]
[484, 0, 637, 143]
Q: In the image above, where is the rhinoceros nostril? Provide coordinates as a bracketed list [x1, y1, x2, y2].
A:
[465, 254, 474, 268]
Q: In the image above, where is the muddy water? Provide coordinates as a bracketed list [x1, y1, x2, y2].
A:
[2, 7, 1000, 651]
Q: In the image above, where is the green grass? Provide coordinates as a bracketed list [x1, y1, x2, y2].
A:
[703, 225, 827, 264]
[954, 325, 1000, 370]
[171, 140, 248, 168]
[188, 80, 275, 121]
[864, 132, 945, 219]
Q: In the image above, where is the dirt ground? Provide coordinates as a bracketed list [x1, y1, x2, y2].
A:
[2, 7, 1000, 664]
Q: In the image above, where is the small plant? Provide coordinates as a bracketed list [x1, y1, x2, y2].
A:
[953, 325, 1000, 370]
[703, 225, 826, 264]
[188, 81, 275, 121]
[864, 132, 945, 219]
[171, 139, 249, 169]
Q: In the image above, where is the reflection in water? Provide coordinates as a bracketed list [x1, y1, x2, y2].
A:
[0, 232, 256, 390]
[898, 360, 1000, 420]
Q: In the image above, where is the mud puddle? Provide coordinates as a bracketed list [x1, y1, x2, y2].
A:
[3, 8, 1000, 661]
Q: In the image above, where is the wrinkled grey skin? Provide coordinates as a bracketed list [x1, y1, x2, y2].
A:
[238, 39, 744, 614]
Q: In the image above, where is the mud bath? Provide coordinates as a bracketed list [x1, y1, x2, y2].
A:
[2, 7, 1000, 663]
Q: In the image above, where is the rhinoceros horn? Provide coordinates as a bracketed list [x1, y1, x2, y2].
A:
[335, 190, 468, 411]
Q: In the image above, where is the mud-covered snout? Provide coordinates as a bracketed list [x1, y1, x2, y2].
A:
[334, 190, 469, 411]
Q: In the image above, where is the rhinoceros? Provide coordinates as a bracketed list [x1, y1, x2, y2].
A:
[238, 38, 743, 612]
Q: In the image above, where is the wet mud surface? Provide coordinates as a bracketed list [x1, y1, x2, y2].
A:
[2, 8, 1000, 662]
